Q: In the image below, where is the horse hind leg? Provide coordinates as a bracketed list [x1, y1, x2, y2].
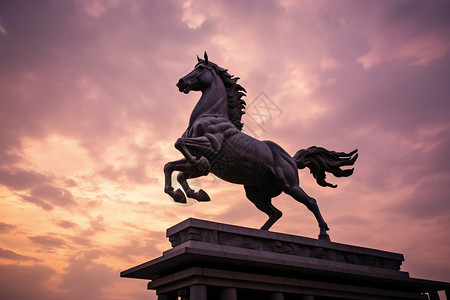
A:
[284, 185, 330, 241]
[244, 185, 282, 231]
[177, 171, 211, 202]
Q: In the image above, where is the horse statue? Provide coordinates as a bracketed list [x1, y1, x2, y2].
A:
[164, 52, 357, 240]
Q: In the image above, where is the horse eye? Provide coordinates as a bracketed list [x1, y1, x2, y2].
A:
[197, 65, 204, 70]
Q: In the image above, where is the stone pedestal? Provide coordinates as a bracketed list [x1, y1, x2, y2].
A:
[121, 218, 450, 299]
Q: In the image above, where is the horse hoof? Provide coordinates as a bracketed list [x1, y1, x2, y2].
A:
[195, 189, 211, 202]
[173, 189, 187, 203]
[319, 233, 331, 242]
[321, 223, 330, 231]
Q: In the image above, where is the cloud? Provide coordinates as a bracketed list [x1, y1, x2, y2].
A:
[0, 168, 78, 210]
[0, 0, 188, 163]
[0, 1, 449, 299]
[95, 144, 159, 185]
[109, 236, 161, 263]
[0, 264, 59, 300]
[0, 222, 16, 233]
[0, 248, 41, 262]
[58, 251, 117, 300]
[55, 220, 78, 229]
[68, 236, 93, 247]
[320, 57, 342, 71]
[354, 1, 450, 69]
[330, 215, 370, 226]
[28, 234, 67, 250]
[0, 168, 48, 191]
[20, 194, 54, 211]
[392, 174, 450, 219]
[77, 0, 124, 18]
[358, 33, 450, 69]
[30, 184, 76, 207]
[18, 184, 77, 211]
[81, 216, 107, 237]
[0, 24, 7, 35]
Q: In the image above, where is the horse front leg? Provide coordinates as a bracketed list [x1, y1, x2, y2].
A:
[177, 169, 211, 202]
[163, 158, 192, 203]
[174, 136, 216, 171]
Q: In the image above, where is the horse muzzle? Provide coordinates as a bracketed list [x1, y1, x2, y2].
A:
[176, 79, 191, 94]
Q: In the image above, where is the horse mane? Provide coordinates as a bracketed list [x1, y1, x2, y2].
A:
[198, 59, 247, 131]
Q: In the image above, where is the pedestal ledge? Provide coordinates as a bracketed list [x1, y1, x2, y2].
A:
[121, 218, 450, 300]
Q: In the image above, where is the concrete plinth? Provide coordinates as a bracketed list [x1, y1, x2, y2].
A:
[121, 218, 450, 299]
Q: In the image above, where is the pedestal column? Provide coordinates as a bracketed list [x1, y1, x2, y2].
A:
[190, 285, 207, 300]
[220, 287, 237, 300]
[428, 291, 439, 300]
[269, 292, 284, 300]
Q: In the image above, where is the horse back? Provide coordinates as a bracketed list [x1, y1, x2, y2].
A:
[211, 132, 275, 185]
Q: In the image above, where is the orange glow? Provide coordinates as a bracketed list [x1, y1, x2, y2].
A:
[0, 1, 449, 299]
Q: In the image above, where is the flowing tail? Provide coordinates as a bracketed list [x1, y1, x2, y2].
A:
[293, 146, 358, 188]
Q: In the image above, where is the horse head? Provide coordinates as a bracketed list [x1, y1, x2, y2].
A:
[176, 52, 213, 94]
[176, 52, 224, 94]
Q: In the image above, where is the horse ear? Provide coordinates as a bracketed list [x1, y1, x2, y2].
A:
[197, 55, 202, 62]
[204, 51, 208, 63]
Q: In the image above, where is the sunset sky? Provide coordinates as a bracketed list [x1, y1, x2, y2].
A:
[1, 1, 449, 299]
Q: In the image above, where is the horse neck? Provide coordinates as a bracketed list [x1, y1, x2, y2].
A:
[189, 75, 228, 126]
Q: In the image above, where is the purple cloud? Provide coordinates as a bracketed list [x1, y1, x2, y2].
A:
[0, 168, 48, 191]
[0, 1, 449, 299]
[0, 264, 58, 300]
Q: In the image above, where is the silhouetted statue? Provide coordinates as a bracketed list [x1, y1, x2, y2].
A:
[164, 52, 357, 240]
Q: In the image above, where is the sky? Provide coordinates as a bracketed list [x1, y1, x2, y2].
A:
[0, 0, 449, 299]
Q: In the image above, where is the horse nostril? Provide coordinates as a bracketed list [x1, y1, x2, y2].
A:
[176, 78, 184, 87]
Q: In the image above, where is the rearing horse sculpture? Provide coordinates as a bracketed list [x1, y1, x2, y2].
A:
[164, 52, 357, 240]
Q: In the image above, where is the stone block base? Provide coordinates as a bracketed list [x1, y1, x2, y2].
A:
[121, 218, 450, 299]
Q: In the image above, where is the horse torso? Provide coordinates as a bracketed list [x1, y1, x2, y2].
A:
[184, 114, 237, 140]
[215, 131, 275, 185]
[184, 115, 275, 185]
